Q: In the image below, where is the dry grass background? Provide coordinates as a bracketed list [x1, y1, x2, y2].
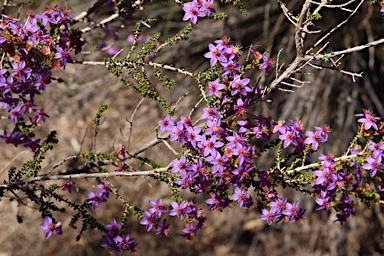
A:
[0, 0, 383, 255]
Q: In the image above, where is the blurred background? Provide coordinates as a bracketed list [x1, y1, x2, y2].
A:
[0, 0, 383, 255]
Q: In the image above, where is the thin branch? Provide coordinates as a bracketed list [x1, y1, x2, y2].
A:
[0, 165, 172, 189]
[309, 38, 384, 60]
[286, 152, 362, 174]
[307, 0, 364, 53]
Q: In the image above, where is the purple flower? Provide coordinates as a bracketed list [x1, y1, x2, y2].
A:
[158, 114, 176, 134]
[315, 191, 331, 211]
[11, 61, 32, 82]
[200, 107, 220, 120]
[185, 126, 202, 149]
[205, 118, 224, 136]
[96, 182, 112, 198]
[139, 210, 158, 231]
[61, 177, 75, 193]
[35, 108, 49, 123]
[204, 44, 225, 66]
[206, 153, 229, 177]
[356, 110, 380, 130]
[182, 2, 205, 24]
[169, 201, 191, 220]
[171, 154, 190, 174]
[101, 235, 121, 252]
[174, 170, 193, 189]
[114, 233, 138, 252]
[221, 60, 240, 77]
[231, 144, 252, 166]
[104, 219, 122, 236]
[270, 197, 287, 213]
[54, 46, 73, 66]
[40, 216, 63, 239]
[304, 130, 321, 150]
[379, 6, 384, 17]
[201, 135, 224, 157]
[367, 141, 384, 158]
[155, 218, 171, 237]
[279, 130, 296, 148]
[1, 130, 24, 146]
[362, 156, 382, 177]
[24, 138, 41, 152]
[85, 191, 107, 210]
[170, 122, 186, 144]
[230, 187, 248, 208]
[230, 76, 251, 96]
[114, 162, 129, 172]
[181, 223, 196, 240]
[282, 201, 302, 222]
[208, 78, 225, 98]
[272, 120, 287, 134]
[259, 54, 273, 75]
[205, 193, 226, 211]
[8, 105, 24, 123]
[259, 208, 280, 225]
[149, 199, 168, 218]
[226, 132, 246, 148]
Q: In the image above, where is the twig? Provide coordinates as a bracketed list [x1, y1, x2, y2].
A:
[127, 98, 145, 152]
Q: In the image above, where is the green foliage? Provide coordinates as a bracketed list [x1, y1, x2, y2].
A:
[153, 68, 176, 90]
[322, 55, 330, 62]
[137, 156, 163, 168]
[161, 24, 194, 52]
[93, 103, 108, 129]
[308, 12, 322, 21]
[82, 151, 116, 161]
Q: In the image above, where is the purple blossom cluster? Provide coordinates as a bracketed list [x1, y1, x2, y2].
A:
[182, 0, 215, 24]
[85, 183, 111, 210]
[0, 6, 83, 151]
[204, 38, 273, 78]
[156, 38, 339, 228]
[139, 199, 206, 240]
[273, 120, 330, 152]
[311, 151, 366, 224]
[156, 38, 384, 229]
[259, 195, 305, 225]
[311, 111, 384, 223]
[101, 219, 138, 253]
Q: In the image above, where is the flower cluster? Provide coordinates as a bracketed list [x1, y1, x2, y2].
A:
[156, 38, 384, 230]
[139, 199, 206, 240]
[310, 110, 384, 223]
[260, 196, 305, 225]
[204, 37, 273, 78]
[0, 6, 84, 151]
[182, 0, 215, 24]
[101, 219, 138, 253]
[274, 120, 330, 152]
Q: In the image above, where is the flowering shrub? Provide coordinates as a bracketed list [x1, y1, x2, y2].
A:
[0, 5, 83, 151]
[0, 0, 383, 254]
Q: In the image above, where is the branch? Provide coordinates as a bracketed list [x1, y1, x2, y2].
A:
[0, 165, 172, 189]
[286, 152, 363, 174]
[310, 38, 384, 60]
